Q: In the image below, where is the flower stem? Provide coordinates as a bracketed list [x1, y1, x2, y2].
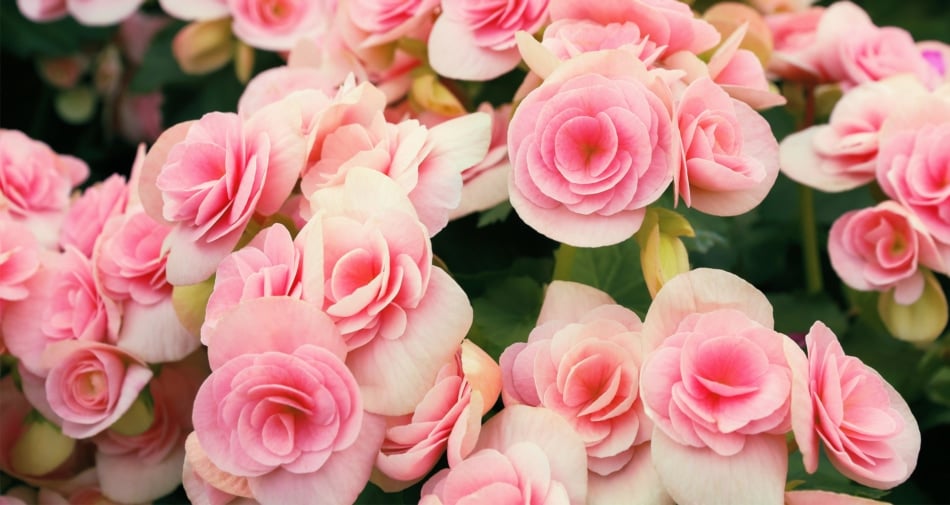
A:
[797, 85, 822, 295]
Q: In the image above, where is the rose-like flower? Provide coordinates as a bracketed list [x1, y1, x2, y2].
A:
[419, 405, 588, 505]
[766, 7, 826, 82]
[60, 174, 128, 258]
[42, 340, 153, 439]
[95, 210, 173, 305]
[43, 247, 119, 346]
[791, 322, 920, 489]
[501, 281, 650, 477]
[341, 0, 438, 49]
[780, 75, 928, 193]
[203, 223, 303, 339]
[140, 100, 307, 285]
[829, 201, 946, 304]
[237, 66, 337, 120]
[549, 0, 720, 59]
[673, 77, 779, 216]
[449, 103, 513, 220]
[374, 340, 501, 491]
[302, 168, 473, 415]
[541, 19, 662, 62]
[508, 49, 675, 247]
[228, 0, 336, 51]
[0, 129, 88, 247]
[427, 0, 549, 81]
[876, 91, 950, 244]
[195, 297, 385, 505]
[639, 268, 807, 505]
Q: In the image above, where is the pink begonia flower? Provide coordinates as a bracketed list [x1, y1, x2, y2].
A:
[93, 353, 208, 503]
[790, 322, 920, 489]
[748, 0, 816, 15]
[0, 129, 88, 248]
[0, 219, 40, 319]
[195, 297, 385, 505]
[15, 0, 67, 22]
[159, 0, 229, 21]
[828, 201, 947, 304]
[811, 2, 937, 90]
[673, 77, 779, 216]
[4, 247, 121, 375]
[42, 339, 153, 439]
[507, 48, 676, 247]
[139, 99, 308, 285]
[541, 19, 663, 63]
[420, 405, 588, 505]
[60, 173, 128, 258]
[202, 223, 303, 339]
[302, 168, 473, 415]
[95, 210, 173, 306]
[639, 268, 808, 505]
[918, 40, 950, 84]
[876, 89, 950, 245]
[301, 83, 491, 236]
[373, 340, 501, 491]
[339, 0, 438, 49]
[450, 102, 513, 220]
[237, 66, 338, 120]
[780, 75, 928, 193]
[765, 7, 826, 82]
[500, 281, 668, 503]
[549, 0, 721, 59]
[427, 0, 549, 81]
[228, 0, 336, 51]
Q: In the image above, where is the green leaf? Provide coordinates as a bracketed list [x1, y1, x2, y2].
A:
[476, 200, 512, 228]
[0, 2, 114, 58]
[469, 275, 545, 360]
[128, 21, 193, 93]
[926, 366, 950, 408]
[552, 238, 651, 315]
[787, 447, 890, 500]
[767, 292, 849, 337]
[354, 481, 421, 504]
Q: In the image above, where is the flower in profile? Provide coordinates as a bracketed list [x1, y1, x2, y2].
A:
[790, 322, 920, 489]
[507, 47, 676, 247]
[638, 268, 808, 505]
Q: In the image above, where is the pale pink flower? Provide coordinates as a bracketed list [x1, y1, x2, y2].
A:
[829, 201, 946, 304]
[237, 66, 337, 120]
[790, 322, 920, 489]
[15, 0, 66, 22]
[748, 0, 816, 15]
[302, 168, 473, 415]
[541, 19, 662, 62]
[195, 297, 386, 505]
[0, 219, 40, 318]
[139, 100, 308, 285]
[549, 0, 721, 59]
[450, 102, 513, 220]
[158, 0, 229, 21]
[182, 431, 255, 505]
[876, 91, 950, 244]
[228, 0, 337, 51]
[673, 77, 779, 216]
[427, 0, 549, 81]
[19, 0, 146, 25]
[93, 354, 208, 503]
[43, 339, 154, 439]
[60, 173, 128, 258]
[765, 7, 826, 82]
[501, 282, 650, 473]
[95, 210, 173, 306]
[639, 268, 808, 505]
[419, 405, 588, 505]
[203, 223, 303, 338]
[374, 340, 501, 491]
[340, 0, 438, 49]
[780, 75, 928, 193]
[918, 41, 950, 84]
[301, 84, 491, 236]
[508, 49, 675, 247]
[0, 129, 88, 248]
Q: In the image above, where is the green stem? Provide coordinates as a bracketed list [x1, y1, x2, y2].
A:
[552, 244, 576, 281]
[799, 185, 822, 295]
[797, 85, 822, 295]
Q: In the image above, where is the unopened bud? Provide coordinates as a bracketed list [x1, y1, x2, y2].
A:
[173, 18, 235, 75]
[460, 340, 502, 415]
[10, 413, 75, 476]
[878, 269, 948, 345]
[109, 390, 155, 436]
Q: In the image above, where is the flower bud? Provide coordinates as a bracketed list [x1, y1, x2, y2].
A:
[10, 414, 76, 476]
[109, 390, 155, 436]
[37, 54, 89, 89]
[703, 2, 773, 66]
[878, 269, 948, 345]
[172, 18, 235, 75]
[54, 86, 97, 125]
[460, 340, 501, 415]
[172, 277, 215, 337]
[410, 72, 467, 117]
[636, 208, 694, 298]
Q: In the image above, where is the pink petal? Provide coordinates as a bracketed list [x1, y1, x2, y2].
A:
[184, 432, 254, 499]
[346, 269, 472, 415]
[163, 225, 244, 286]
[588, 443, 672, 505]
[68, 0, 142, 25]
[117, 298, 200, 363]
[96, 443, 186, 503]
[158, 0, 228, 20]
[204, 297, 347, 370]
[651, 430, 787, 505]
[428, 17, 524, 81]
[536, 281, 618, 326]
[779, 127, 873, 193]
[138, 121, 193, 226]
[248, 413, 386, 505]
[243, 99, 308, 216]
[785, 490, 891, 505]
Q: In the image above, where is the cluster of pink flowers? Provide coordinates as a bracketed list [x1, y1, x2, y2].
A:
[0, 131, 207, 503]
[3, 0, 936, 503]
[776, 1, 950, 322]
